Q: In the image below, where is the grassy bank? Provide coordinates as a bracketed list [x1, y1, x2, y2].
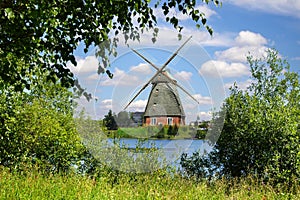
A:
[1, 168, 299, 199]
[106, 126, 205, 140]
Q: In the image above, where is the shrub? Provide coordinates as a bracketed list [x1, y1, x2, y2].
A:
[181, 49, 300, 187]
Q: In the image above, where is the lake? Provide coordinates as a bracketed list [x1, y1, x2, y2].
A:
[106, 138, 212, 170]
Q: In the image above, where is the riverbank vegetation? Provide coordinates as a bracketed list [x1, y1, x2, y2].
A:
[180, 49, 300, 191]
[106, 125, 207, 139]
[1, 167, 299, 200]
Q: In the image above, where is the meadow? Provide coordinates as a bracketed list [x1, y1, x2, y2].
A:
[107, 126, 205, 139]
[1, 167, 299, 200]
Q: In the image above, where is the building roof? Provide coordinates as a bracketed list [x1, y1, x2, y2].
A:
[144, 71, 185, 117]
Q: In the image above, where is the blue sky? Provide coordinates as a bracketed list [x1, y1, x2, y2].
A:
[70, 0, 300, 123]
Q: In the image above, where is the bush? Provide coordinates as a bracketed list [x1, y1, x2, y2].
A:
[0, 72, 89, 173]
[181, 49, 300, 187]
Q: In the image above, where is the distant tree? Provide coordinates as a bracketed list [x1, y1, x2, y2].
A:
[104, 110, 118, 130]
[116, 111, 132, 127]
[167, 125, 174, 136]
[167, 125, 179, 136]
[181, 49, 300, 187]
[198, 121, 209, 130]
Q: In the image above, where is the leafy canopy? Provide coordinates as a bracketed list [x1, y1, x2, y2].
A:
[181, 49, 300, 186]
[0, 0, 221, 92]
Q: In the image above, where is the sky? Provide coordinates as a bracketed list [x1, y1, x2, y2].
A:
[69, 0, 300, 123]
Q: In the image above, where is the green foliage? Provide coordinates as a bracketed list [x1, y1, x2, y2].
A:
[167, 125, 179, 137]
[196, 129, 207, 139]
[0, 0, 220, 92]
[181, 49, 300, 186]
[2, 100, 85, 173]
[0, 64, 89, 173]
[115, 111, 132, 127]
[194, 121, 209, 139]
[103, 110, 118, 130]
[108, 126, 203, 139]
[1, 167, 300, 199]
[154, 125, 166, 139]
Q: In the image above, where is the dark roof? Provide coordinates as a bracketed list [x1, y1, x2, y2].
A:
[144, 71, 185, 117]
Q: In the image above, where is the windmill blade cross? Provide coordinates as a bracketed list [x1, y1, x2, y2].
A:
[161, 35, 192, 69]
[161, 71, 199, 104]
[174, 81, 199, 104]
[124, 36, 193, 110]
[131, 48, 160, 71]
[124, 82, 150, 110]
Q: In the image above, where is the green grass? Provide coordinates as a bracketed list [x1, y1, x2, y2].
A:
[1, 167, 299, 200]
[109, 126, 199, 139]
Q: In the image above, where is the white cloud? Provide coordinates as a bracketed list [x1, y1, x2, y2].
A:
[226, 0, 300, 18]
[174, 71, 193, 81]
[87, 73, 100, 80]
[197, 111, 212, 121]
[200, 60, 250, 77]
[215, 46, 268, 63]
[100, 99, 112, 110]
[99, 68, 141, 86]
[192, 94, 213, 105]
[130, 63, 152, 74]
[215, 31, 269, 63]
[199, 30, 270, 79]
[68, 56, 98, 74]
[235, 31, 267, 46]
[127, 99, 147, 111]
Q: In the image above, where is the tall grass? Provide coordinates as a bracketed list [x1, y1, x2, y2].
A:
[1, 167, 299, 199]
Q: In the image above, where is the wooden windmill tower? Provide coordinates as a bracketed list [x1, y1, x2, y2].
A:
[124, 36, 199, 126]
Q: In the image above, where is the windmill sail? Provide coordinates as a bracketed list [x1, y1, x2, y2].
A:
[123, 36, 197, 126]
[124, 36, 194, 109]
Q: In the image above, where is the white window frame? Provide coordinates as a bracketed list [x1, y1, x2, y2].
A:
[151, 117, 157, 125]
[167, 117, 173, 125]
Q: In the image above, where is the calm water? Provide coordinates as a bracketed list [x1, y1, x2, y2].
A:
[107, 138, 212, 167]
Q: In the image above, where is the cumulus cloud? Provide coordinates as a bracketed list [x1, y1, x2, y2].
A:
[192, 94, 213, 105]
[197, 111, 212, 121]
[226, 0, 300, 18]
[174, 71, 193, 81]
[235, 31, 267, 46]
[130, 63, 152, 74]
[200, 60, 250, 77]
[127, 99, 147, 111]
[99, 68, 142, 86]
[68, 56, 98, 74]
[100, 99, 113, 110]
[215, 46, 268, 63]
[199, 30, 269, 78]
[215, 31, 269, 63]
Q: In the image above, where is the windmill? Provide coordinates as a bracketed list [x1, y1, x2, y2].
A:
[124, 36, 199, 126]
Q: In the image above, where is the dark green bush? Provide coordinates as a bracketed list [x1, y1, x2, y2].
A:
[181, 49, 300, 187]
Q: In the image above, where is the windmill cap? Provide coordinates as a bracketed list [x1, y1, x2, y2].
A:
[152, 69, 177, 84]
